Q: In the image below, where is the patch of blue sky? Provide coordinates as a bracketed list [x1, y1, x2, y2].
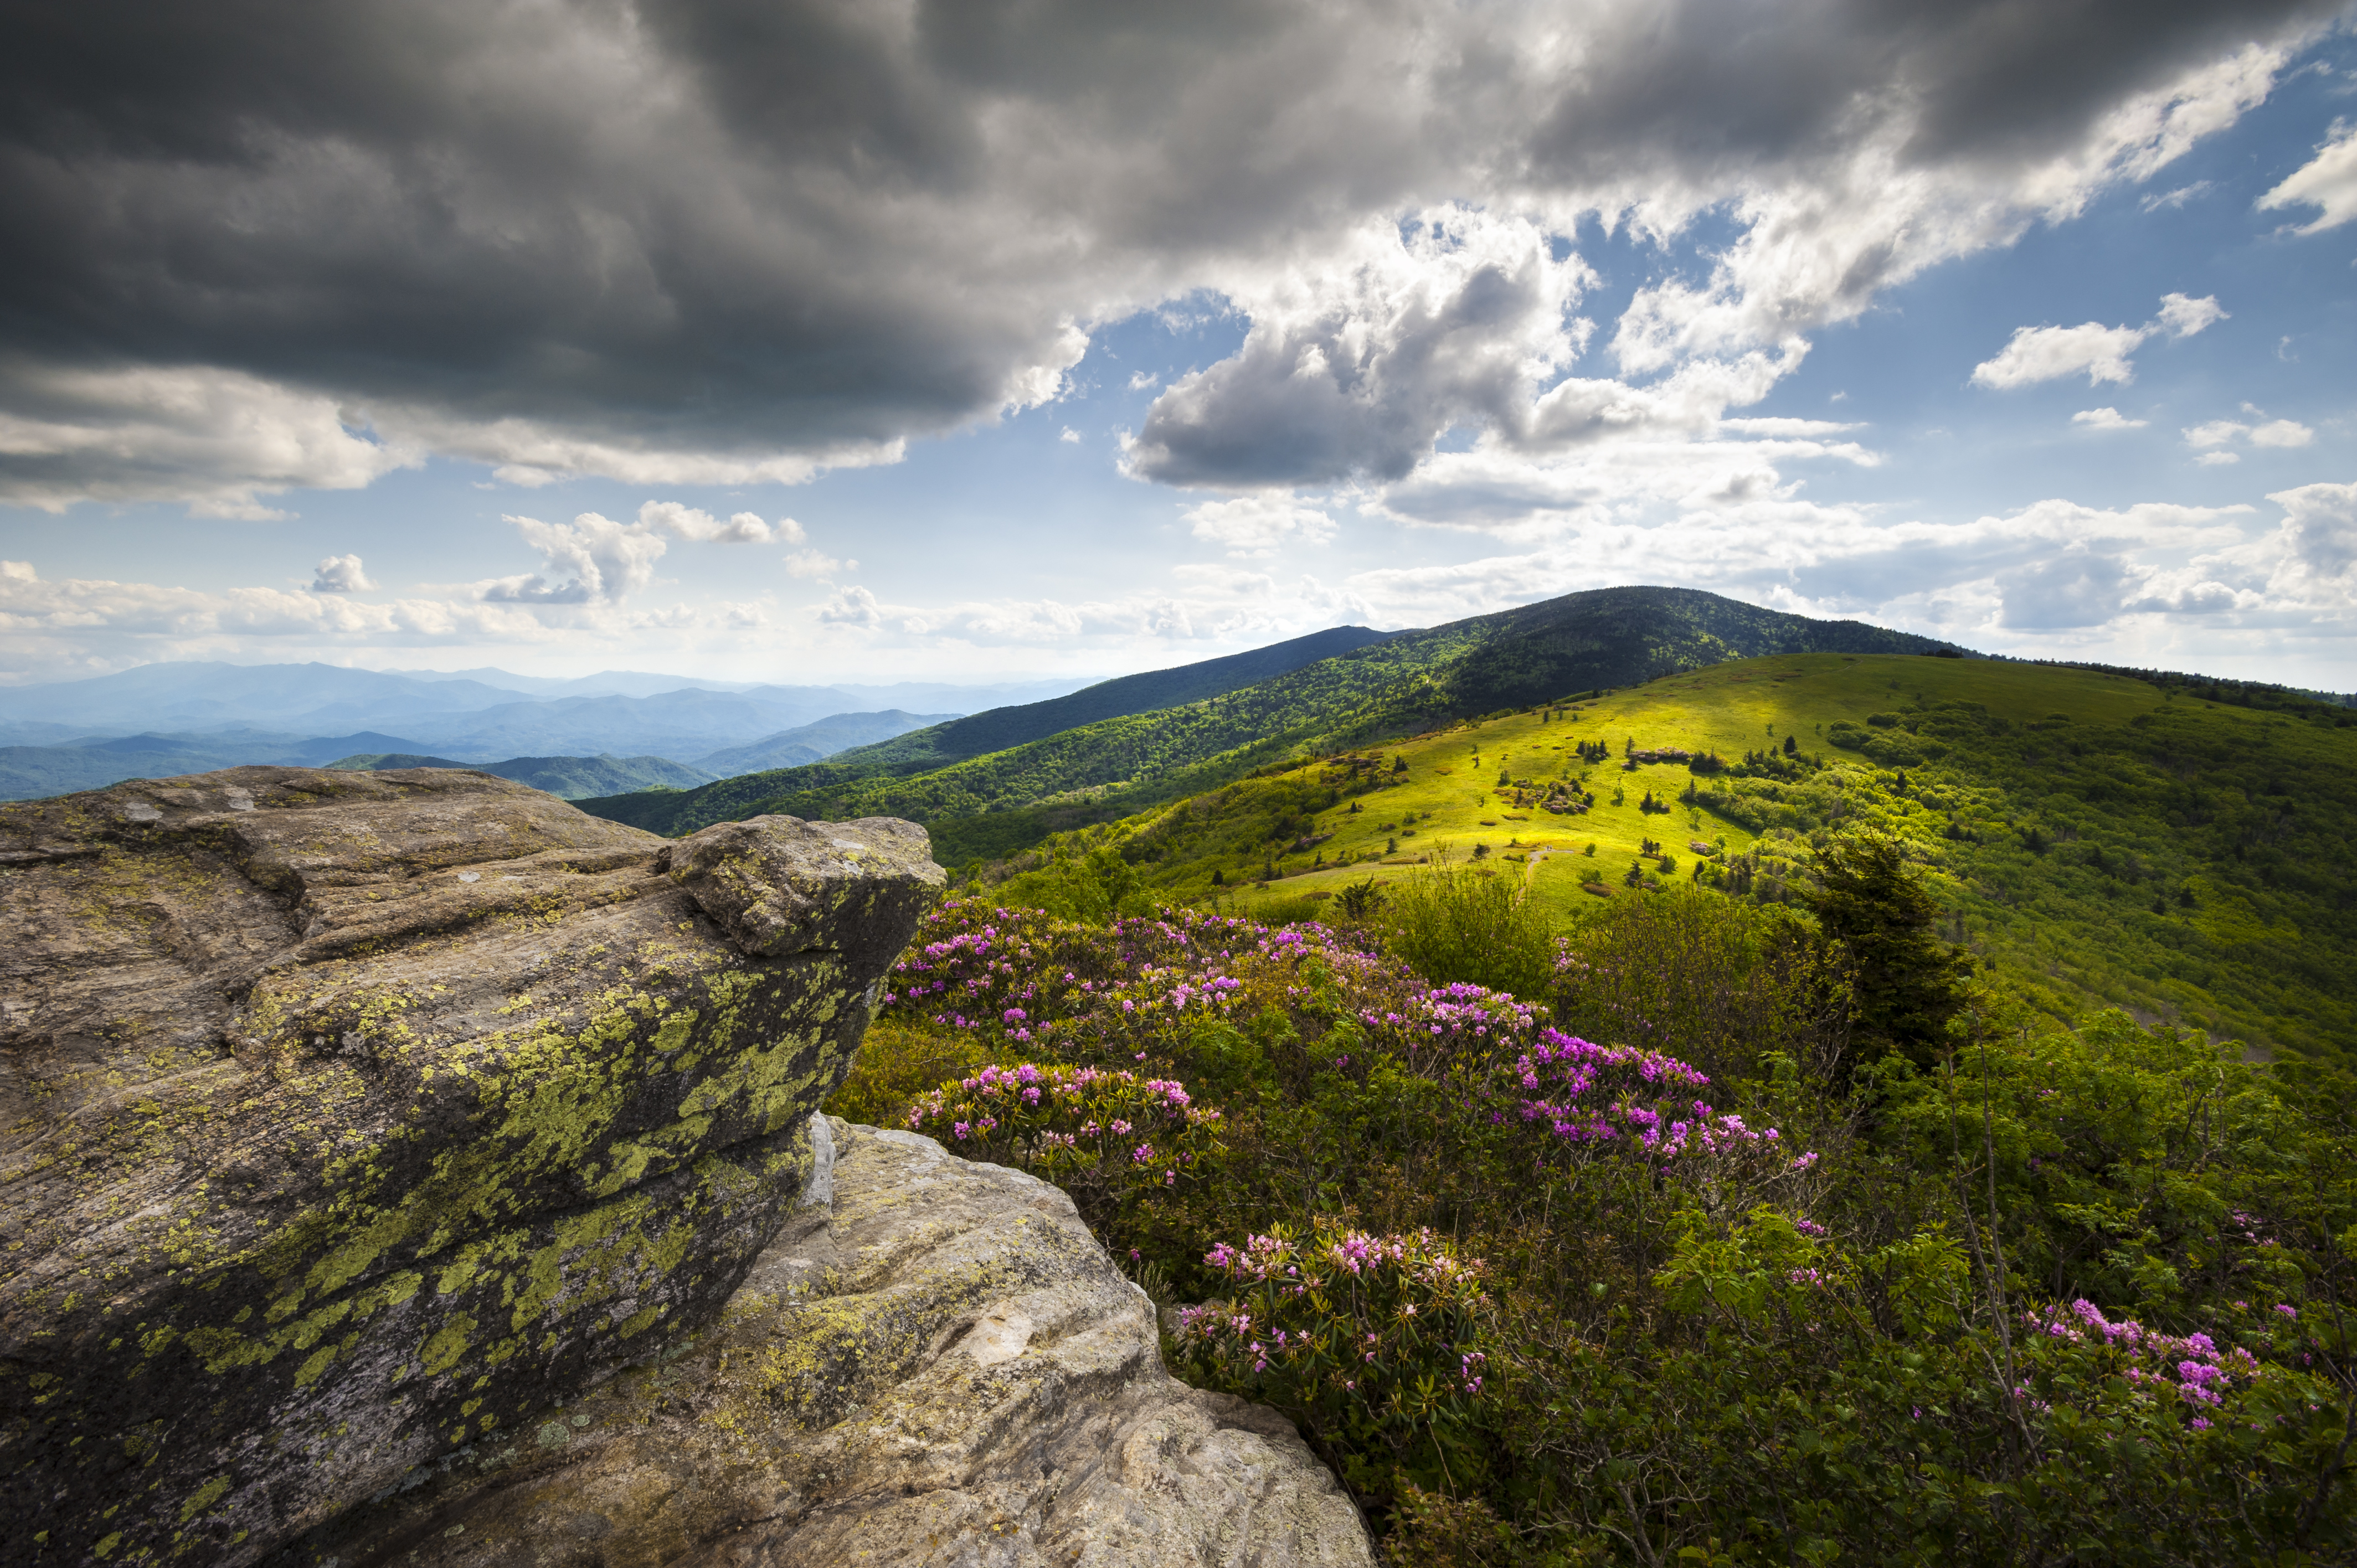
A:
[1754, 32, 2356, 524]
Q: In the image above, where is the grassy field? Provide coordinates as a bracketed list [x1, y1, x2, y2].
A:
[576, 586, 1960, 847]
[1136, 653, 2159, 908]
[990, 653, 2357, 1061]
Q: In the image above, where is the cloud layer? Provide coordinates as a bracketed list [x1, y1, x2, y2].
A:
[1, 0, 2339, 510]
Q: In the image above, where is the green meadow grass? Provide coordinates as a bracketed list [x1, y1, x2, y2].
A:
[994, 653, 2357, 1061]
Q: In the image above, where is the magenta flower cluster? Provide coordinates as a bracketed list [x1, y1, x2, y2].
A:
[2027, 1298, 2264, 1416]
[881, 898, 1445, 1066]
[1357, 980, 1543, 1056]
[1181, 1224, 1492, 1401]
[1494, 1028, 1799, 1165]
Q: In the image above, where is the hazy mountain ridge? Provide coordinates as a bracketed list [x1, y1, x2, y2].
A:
[830, 625, 1394, 776]
[325, 752, 718, 799]
[691, 710, 958, 775]
[0, 661, 1092, 798]
[580, 587, 1970, 847]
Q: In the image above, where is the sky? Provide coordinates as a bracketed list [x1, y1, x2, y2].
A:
[2, 1, 2355, 693]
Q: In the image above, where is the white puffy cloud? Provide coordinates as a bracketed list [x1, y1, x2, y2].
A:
[814, 585, 885, 628]
[1969, 293, 2225, 390]
[0, 363, 415, 518]
[2072, 407, 2149, 430]
[1996, 549, 2140, 628]
[1183, 496, 1340, 558]
[2154, 291, 2229, 337]
[0, 556, 841, 678]
[481, 512, 667, 605]
[0, 558, 546, 650]
[1128, 212, 1598, 486]
[630, 598, 775, 633]
[1360, 424, 1879, 544]
[2183, 414, 2314, 462]
[783, 549, 857, 579]
[2260, 121, 2357, 233]
[636, 501, 776, 544]
[2272, 481, 2357, 580]
[2112, 482, 2357, 628]
[1972, 323, 2151, 389]
[310, 554, 375, 593]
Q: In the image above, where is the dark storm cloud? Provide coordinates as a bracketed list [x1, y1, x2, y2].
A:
[0, 0, 2336, 503]
[1521, 0, 2341, 183]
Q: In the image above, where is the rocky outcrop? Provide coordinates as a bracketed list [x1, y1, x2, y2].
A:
[0, 768, 941, 1566]
[270, 1117, 1376, 1567]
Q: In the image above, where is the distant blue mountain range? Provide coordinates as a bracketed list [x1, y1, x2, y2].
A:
[0, 661, 1083, 800]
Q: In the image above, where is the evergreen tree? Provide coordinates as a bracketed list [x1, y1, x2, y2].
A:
[1807, 834, 1972, 1071]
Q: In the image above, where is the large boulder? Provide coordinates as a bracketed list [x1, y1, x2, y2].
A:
[269, 1118, 1376, 1567]
[0, 768, 941, 1566]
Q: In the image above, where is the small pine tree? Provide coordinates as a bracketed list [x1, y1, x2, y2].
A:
[1807, 834, 1972, 1071]
[1211, 868, 1224, 885]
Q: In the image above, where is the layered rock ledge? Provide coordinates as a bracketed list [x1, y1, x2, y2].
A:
[270, 1117, 1375, 1568]
[0, 767, 941, 1565]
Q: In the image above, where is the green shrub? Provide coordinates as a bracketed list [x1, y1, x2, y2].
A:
[991, 844, 1156, 920]
[842, 895, 2357, 1562]
[1552, 885, 1850, 1084]
[1377, 857, 1555, 1000]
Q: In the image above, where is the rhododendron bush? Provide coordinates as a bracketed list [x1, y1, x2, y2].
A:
[1175, 1224, 1492, 1499]
[832, 893, 2357, 1563]
[903, 1061, 1223, 1218]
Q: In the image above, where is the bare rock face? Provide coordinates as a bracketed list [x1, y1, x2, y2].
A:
[0, 769, 941, 1566]
[269, 1118, 1375, 1568]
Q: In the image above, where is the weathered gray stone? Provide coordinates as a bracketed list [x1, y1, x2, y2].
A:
[660, 816, 936, 973]
[270, 1119, 1376, 1568]
[0, 768, 941, 1566]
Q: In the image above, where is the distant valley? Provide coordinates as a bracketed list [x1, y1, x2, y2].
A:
[0, 658, 1062, 799]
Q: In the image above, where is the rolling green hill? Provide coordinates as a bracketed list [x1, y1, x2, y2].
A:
[982, 653, 2357, 1062]
[580, 586, 1964, 849]
[832, 623, 1393, 773]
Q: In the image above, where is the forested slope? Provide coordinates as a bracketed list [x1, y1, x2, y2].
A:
[979, 653, 2357, 1062]
[581, 586, 1965, 844]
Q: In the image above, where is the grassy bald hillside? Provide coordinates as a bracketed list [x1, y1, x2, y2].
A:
[983, 653, 2357, 1062]
[580, 586, 1962, 847]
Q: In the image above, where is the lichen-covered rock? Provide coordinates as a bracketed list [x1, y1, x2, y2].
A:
[0, 769, 941, 1566]
[658, 817, 935, 972]
[269, 1119, 1375, 1568]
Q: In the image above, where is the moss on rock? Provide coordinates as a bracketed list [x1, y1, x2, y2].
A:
[0, 771, 941, 1566]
